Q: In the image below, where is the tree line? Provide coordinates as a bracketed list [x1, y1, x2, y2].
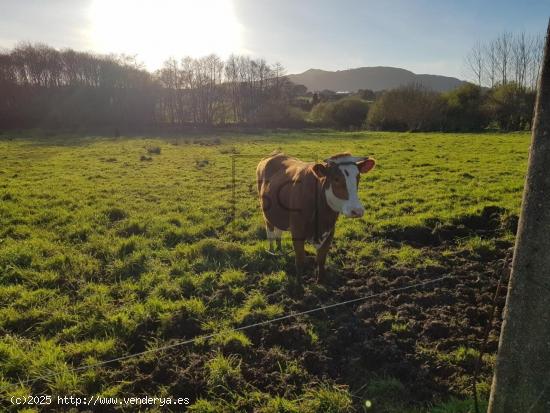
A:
[365, 81, 535, 132]
[0, 35, 542, 133]
[309, 81, 535, 132]
[0, 43, 302, 129]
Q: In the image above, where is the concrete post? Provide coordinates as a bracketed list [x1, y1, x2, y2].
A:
[488, 18, 550, 413]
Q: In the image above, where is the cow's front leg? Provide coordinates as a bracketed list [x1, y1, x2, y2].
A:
[292, 237, 306, 277]
[316, 231, 334, 281]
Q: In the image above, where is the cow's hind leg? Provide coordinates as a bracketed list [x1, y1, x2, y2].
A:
[266, 221, 283, 254]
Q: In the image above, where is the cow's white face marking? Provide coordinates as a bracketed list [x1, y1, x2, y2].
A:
[324, 156, 365, 218]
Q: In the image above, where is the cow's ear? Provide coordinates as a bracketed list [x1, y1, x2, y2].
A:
[311, 163, 328, 178]
[357, 158, 375, 173]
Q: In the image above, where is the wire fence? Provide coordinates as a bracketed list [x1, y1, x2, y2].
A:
[0, 153, 517, 411]
[6, 274, 456, 390]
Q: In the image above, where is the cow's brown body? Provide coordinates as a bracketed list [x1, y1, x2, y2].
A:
[256, 153, 338, 278]
[257, 151, 376, 279]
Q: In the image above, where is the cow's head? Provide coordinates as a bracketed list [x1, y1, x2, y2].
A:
[311, 153, 375, 218]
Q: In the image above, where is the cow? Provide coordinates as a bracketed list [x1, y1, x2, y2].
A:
[256, 152, 376, 280]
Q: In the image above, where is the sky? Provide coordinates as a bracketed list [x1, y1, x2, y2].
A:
[0, 0, 548, 80]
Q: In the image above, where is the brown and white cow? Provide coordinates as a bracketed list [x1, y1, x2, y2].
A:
[256, 152, 375, 279]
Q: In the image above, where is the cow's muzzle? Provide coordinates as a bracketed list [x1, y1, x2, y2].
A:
[343, 207, 364, 218]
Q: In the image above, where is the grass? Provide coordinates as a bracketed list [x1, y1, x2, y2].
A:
[0, 129, 530, 411]
[206, 352, 242, 388]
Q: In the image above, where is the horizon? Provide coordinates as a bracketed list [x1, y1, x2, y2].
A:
[0, 1, 548, 80]
[294, 66, 465, 78]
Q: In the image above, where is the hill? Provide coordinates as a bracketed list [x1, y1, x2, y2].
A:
[288, 66, 465, 92]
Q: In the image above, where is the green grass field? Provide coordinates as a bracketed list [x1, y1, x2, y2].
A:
[0, 130, 530, 412]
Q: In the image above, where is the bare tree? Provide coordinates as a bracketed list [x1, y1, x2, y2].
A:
[529, 34, 545, 89]
[496, 32, 513, 84]
[484, 40, 499, 87]
[466, 31, 544, 89]
[0, 43, 295, 129]
[466, 41, 485, 86]
[512, 32, 531, 89]
[157, 58, 180, 123]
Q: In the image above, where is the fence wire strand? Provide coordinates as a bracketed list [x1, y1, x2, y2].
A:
[4, 274, 454, 390]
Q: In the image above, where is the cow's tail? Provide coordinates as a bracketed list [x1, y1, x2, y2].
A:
[256, 162, 263, 195]
[256, 151, 283, 194]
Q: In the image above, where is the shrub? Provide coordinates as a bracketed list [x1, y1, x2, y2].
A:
[442, 83, 488, 131]
[255, 101, 308, 127]
[485, 82, 535, 131]
[310, 101, 332, 125]
[367, 83, 445, 131]
[311, 98, 369, 129]
[330, 98, 369, 129]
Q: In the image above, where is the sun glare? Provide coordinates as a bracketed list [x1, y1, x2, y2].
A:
[89, 0, 243, 70]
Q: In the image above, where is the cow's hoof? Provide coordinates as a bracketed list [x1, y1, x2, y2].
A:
[287, 276, 304, 297]
[316, 265, 334, 282]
